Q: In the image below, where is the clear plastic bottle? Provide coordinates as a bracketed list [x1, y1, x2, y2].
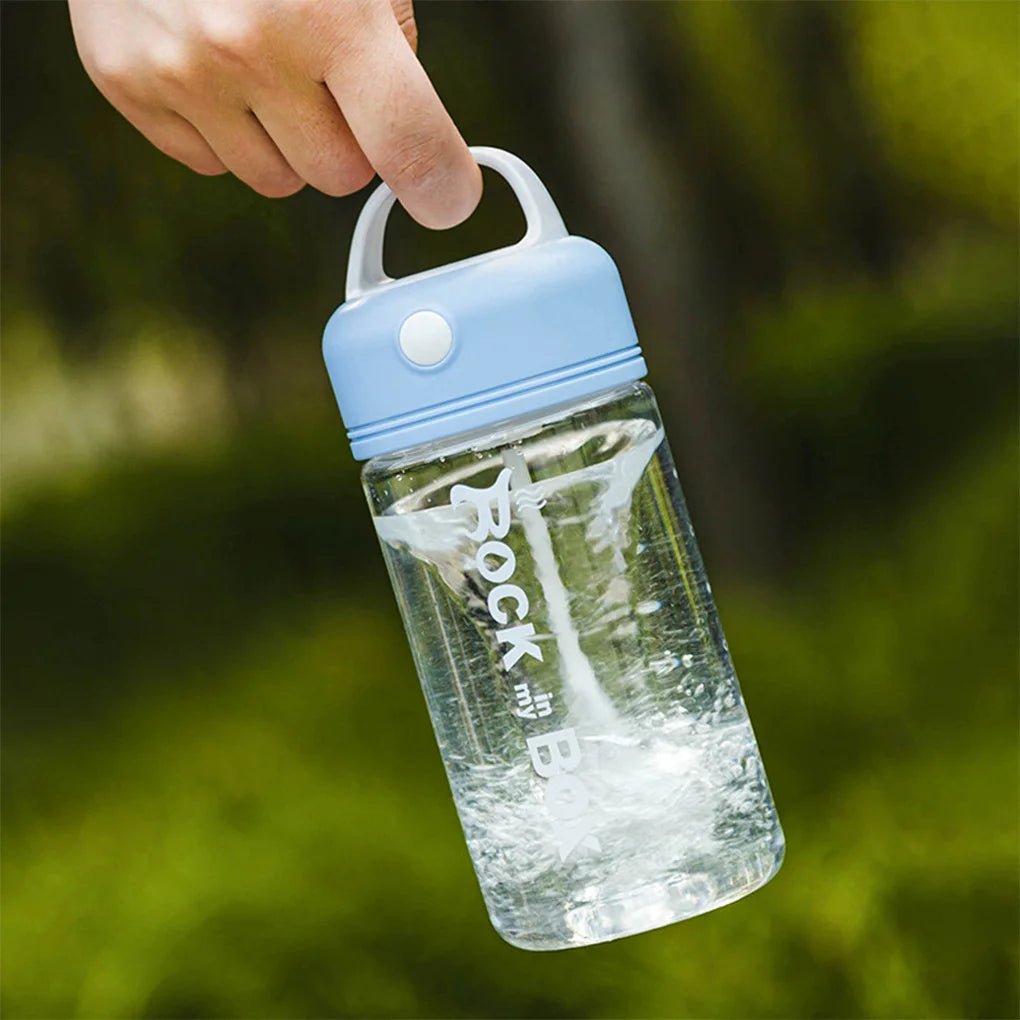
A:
[323, 149, 783, 950]
[363, 381, 782, 949]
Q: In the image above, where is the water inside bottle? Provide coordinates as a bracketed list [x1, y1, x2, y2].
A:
[373, 417, 783, 948]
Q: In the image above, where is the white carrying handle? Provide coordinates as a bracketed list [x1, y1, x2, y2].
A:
[345, 146, 568, 300]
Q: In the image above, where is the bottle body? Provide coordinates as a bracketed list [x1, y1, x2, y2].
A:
[364, 381, 783, 950]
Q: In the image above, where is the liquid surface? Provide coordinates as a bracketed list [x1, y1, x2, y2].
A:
[372, 412, 783, 949]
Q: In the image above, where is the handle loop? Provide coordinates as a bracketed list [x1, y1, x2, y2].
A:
[345, 146, 568, 300]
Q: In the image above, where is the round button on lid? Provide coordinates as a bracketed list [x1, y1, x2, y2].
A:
[398, 310, 452, 366]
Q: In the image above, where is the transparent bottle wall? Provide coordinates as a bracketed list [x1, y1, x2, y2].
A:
[364, 382, 783, 950]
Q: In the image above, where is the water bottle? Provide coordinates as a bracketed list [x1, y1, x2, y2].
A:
[322, 148, 784, 950]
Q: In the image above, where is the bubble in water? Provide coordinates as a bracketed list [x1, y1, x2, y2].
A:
[650, 652, 679, 677]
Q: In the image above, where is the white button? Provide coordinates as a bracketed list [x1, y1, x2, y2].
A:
[399, 310, 453, 366]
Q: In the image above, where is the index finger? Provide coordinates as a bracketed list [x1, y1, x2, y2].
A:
[322, 2, 481, 229]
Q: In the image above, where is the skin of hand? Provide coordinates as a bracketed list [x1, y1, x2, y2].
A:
[67, 0, 482, 228]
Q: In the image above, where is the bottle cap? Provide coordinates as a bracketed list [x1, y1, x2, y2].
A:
[322, 147, 646, 461]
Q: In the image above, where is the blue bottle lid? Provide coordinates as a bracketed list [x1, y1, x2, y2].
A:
[322, 147, 646, 461]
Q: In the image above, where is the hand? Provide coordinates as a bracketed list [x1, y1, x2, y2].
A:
[67, 0, 482, 227]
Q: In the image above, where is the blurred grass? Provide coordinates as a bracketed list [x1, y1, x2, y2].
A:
[2, 418, 1015, 1018]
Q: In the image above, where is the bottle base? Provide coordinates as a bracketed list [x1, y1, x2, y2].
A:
[491, 843, 785, 952]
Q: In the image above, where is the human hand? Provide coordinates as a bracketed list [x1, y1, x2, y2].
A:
[67, 0, 481, 227]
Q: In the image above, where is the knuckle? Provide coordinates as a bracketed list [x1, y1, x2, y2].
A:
[249, 167, 304, 198]
[201, 11, 263, 66]
[189, 156, 228, 177]
[149, 45, 198, 89]
[391, 0, 418, 51]
[306, 147, 374, 196]
[316, 163, 374, 197]
[318, 0, 389, 71]
[382, 136, 446, 193]
[163, 145, 224, 177]
[89, 44, 198, 100]
[88, 51, 137, 95]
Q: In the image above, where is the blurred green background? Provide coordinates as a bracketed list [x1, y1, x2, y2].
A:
[2, 2, 1018, 1017]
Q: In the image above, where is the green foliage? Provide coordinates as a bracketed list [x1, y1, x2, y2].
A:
[853, 1, 1019, 222]
[2, 428, 1015, 1018]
